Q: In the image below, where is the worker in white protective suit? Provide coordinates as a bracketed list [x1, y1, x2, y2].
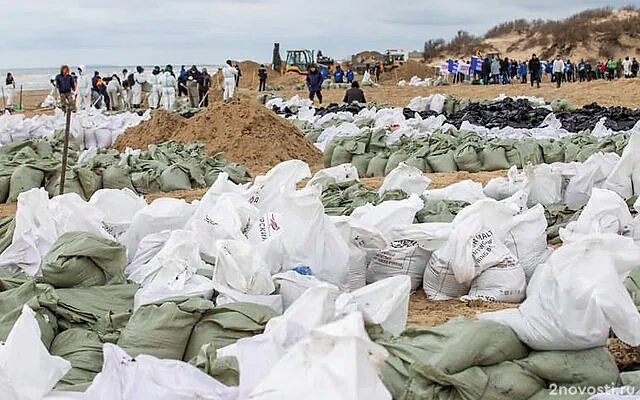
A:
[4, 72, 15, 107]
[159, 65, 178, 110]
[75, 65, 92, 110]
[221, 60, 238, 102]
[148, 66, 162, 109]
[106, 73, 124, 111]
[131, 66, 146, 108]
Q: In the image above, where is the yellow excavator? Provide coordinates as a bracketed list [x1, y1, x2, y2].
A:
[278, 48, 336, 75]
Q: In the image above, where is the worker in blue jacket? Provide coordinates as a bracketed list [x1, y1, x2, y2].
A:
[333, 65, 345, 83]
[320, 65, 329, 80]
[346, 68, 355, 83]
[306, 65, 324, 104]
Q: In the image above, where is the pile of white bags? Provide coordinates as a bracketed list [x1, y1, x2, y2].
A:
[0, 108, 149, 148]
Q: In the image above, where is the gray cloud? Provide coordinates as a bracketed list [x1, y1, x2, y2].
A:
[0, 0, 632, 68]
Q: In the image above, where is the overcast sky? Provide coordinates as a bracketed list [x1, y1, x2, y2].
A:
[0, 0, 632, 69]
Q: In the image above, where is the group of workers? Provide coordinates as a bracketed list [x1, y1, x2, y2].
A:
[43, 61, 248, 113]
[305, 64, 365, 105]
[467, 54, 640, 88]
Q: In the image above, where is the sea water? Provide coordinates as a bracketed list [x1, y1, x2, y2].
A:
[0, 65, 221, 91]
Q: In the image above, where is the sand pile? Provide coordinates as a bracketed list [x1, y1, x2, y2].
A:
[112, 97, 323, 173]
[113, 110, 188, 150]
[379, 59, 437, 83]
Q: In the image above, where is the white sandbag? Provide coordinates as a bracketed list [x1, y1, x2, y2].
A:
[480, 234, 640, 351]
[0, 189, 112, 276]
[213, 240, 275, 295]
[526, 164, 563, 206]
[306, 164, 359, 188]
[250, 186, 353, 290]
[273, 271, 329, 310]
[368, 222, 451, 290]
[215, 285, 283, 315]
[367, 240, 430, 290]
[351, 194, 424, 239]
[89, 188, 147, 239]
[503, 204, 552, 280]
[423, 180, 487, 204]
[379, 162, 431, 195]
[120, 198, 197, 262]
[245, 160, 311, 211]
[407, 96, 431, 112]
[483, 166, 526, 201]
[83, 343, 238, 400]
[422, 250, 471, 300]
[335, 276, 411, 336]
[429, 94, 446, 114]
[560, 188, 633, 244]
[248, 312, 391, 400]
[566, 152, 621, 205]
[132, 230, 213, 310]
[605, 125, 640, 199]
[125, 230, 171, 277]
[0, 305, 71, 400]
[218, 285, 339, 399]
[187, 192, 257, 257]
[462, 257, 526, 303]
[439, 194, 527, 286]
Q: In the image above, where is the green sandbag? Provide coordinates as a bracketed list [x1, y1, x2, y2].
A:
[7, 165, 45, 202]
[323, 139, 339, 168]
[507, 141, 544, 169]
[514, 347, 619, 387]
[117, 297, 214, 360]
[0, 216, 15, 254]
[222, 163, 251, 184]
[102, 166, 136, 192]
[51, 328, 104, 390]
[368, 129, 388, 152]
[415, 200, 469, 223]
[53, 284, 138, 328]
[92, 311, 132, 344]
[427, 150, 458, 173]
[0, 175, 10, 203]
[350, 153, 375, 178]
[577, 144, 599, 162]
[159, 165, 192, 192]
[563, 143, 580, 163]
[481, 143, 511, 171]
[0, 268, 29, 291]
[385, 149, 409, 175]
[404, 155, 427, 172]
[183, 302, 277, 361]
[539, 139, 565, 164]
[0, 281, 59, 349]
[189, 343, 240, 386]
[42, 232, 127, 288]
[378, 190, 408, 203]
[57, 167, 101, 200]
[330, 145, 353, 167]
[454, 144, 482, 172]
[366, 152, 389, 177]
[131, 170, 161, 194]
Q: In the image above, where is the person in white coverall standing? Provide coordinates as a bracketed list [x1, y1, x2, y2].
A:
[222, 60, 238, 102]
[159, 65, 178, 110]
[132, 66, 146, 109]
[148, 66, 162, 109]
[75, 65, 92, 110]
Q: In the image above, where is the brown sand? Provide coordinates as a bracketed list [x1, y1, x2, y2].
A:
[407, 290, 518, 326]
[112, 96, 324, 173]
[379, 59, 438, 83]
